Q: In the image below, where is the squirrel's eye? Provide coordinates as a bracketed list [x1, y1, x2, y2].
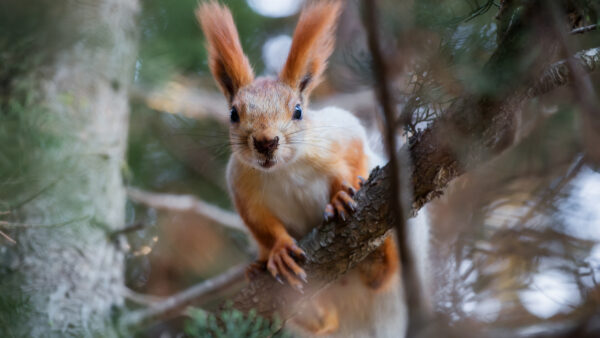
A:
[230, 106, 239, 123]
[293, 104, 302, 120]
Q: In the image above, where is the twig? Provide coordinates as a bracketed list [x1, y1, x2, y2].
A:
[362, 0, 431, 335]
[127, 187, 247, 234]
[517, 155, 586, 226]
[122, 287, 165, 306]
[109, 222, 146, 239]
[129, 81, 229, 123]
[119, 263, 246, 329]
[528, 47, 600, 98]
[132, 82, 377, 125]
[0, 230, 16, 244]
[570, 24, 597, 35]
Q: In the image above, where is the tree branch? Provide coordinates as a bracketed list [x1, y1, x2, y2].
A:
[126, 187, 247, 234]
[119, 263, 246, 329]
[570, 24, 597, 35]
[528, 47, 600, 98]
[362, 0, 430, 335]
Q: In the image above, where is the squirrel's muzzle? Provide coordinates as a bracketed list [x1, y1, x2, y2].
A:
[253, 136, 279, 156]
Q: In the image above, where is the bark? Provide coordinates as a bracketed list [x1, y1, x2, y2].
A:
[0, 0, 139, 336]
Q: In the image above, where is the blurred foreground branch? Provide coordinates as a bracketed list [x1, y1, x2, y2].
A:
[127, 187, 247, 234]
[120, 264, 246, 329]
[362, 0, 430, 335]
[528, 47, 600, 98]
[120, 45, 600, 331]
[131, 83, 376, 124]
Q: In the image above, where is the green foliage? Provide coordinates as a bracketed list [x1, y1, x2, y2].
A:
[185, 308, 291, 338]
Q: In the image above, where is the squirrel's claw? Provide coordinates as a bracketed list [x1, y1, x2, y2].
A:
[342, 181, 357, 197]
[324, 204, 335, 222]
[327, 189, 358, 222]
[267, 238, 307, 292]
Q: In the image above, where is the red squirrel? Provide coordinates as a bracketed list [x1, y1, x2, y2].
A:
[197, 1, 399, 334]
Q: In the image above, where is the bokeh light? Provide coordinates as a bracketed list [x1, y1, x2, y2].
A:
[247, 0, 302, 17]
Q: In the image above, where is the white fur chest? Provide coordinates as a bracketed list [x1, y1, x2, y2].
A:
[260, 161, 331, 239]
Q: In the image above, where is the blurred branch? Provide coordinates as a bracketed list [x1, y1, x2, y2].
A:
[130, 82, 229, 122]
[119, 263, 246, 329]
[571, 24, 598, 35]
[127, 187, 247, 234]
[528, 47, 600, 98]
[363, 0, 431, 335]
[109, 222, 146, 239]
[132, 81, 376, 124]
[0, 230, 16, 244]
[517, 155, 586, 226]
[122, 287, 165, 306]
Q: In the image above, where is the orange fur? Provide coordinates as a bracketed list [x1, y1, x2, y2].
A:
[229, 164, 289, 253]
[328, 139, 368, 194]
[359, 236, 399, 291]
[280, 1, 342, 98]
[196, 2, 254, 102]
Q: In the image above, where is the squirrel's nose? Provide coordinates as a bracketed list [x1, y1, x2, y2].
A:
[253, 136, 279, 156]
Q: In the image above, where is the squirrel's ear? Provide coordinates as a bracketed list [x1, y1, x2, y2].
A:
[280, 1, 341, 100]
[196, 2, 254, 103]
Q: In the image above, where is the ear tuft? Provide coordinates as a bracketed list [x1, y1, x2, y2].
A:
[196, 2, 254, 102]
[280, 1, 342, 98]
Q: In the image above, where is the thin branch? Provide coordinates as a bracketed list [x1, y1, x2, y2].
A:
[528, 47, 600, 98]
[130, 81, 229, 123]
[122, 287, 165, 306]
[131, 81, 377, 124]
[517, 155, 586, 226]
[119, 263, 246, 329]
[127, 187, 247, 234]
[109, 222, 146, 239]
[570, 24, 597, 35]
[0, 230, 16, 244]
[363, 0, 431, 335]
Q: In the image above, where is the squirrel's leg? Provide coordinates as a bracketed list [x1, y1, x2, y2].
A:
[234, 193, 307, 290]
[324, 138, 368, 222]
[358, 236, 399, 291]
[292, 292, 339, 335]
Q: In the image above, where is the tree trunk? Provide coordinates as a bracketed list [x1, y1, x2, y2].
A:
[0, 0, 139, 336]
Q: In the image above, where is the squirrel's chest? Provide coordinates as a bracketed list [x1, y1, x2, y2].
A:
[261, 165, 331, 239]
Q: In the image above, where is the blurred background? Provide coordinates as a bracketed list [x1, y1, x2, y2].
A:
[2, 0, 600, 337]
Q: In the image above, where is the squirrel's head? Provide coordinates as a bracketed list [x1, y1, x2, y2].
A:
[197, 1, 341, 171]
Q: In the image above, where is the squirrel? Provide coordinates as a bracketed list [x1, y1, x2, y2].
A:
[196, 1, 399, 334]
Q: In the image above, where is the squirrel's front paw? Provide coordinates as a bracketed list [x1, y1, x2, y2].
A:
[267, 237, 307, 292]
[324, 180, 358, 222]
